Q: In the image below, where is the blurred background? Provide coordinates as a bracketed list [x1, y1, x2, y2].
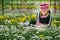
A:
[0, 0, 60, 15]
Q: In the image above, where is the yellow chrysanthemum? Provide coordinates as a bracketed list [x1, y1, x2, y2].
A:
[11, 19, 17, 23]
[18, 17, 26, 22]
[27, 16, 30, 18]
[31, 14, 36, 19]
[26, 16, 30, 20]
[0, 16, 4, 19]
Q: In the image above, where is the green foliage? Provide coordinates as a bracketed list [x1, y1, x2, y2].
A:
[0, 25, 60, 40]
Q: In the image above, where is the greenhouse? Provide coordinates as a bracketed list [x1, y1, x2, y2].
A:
[0, 0, 60, 40]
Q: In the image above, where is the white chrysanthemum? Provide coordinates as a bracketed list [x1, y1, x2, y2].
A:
[24, 20, 29, 26]
[8, 20, 11, 23]
[20, 22, 24, 26]
[30, 36, 40, 40]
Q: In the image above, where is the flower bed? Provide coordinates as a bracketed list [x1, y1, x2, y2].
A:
[0, 13, 60, 40]
[0, 13, 60, 27]
[0, 25, 60, 40]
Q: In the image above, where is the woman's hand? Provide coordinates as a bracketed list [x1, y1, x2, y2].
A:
[36, 22, 40, 26]
[36, 22, 47, 27]
[36, 22, 43, 27]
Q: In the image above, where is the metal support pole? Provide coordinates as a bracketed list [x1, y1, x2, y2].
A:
[17, 0, 18, 9]
[50, 0, 51, 7]
[11, 0, 13, 11]
[54, 0, 56, 13]
[2, 0, 4, 15]
[58, 0, 60, 13]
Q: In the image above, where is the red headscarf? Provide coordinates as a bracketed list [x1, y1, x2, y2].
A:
[40, 4, 49, 10]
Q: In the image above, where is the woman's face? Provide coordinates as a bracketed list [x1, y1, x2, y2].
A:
[40, 9, 48, 15]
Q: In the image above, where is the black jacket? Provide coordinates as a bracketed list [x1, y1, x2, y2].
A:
[36, 10, 51, 25]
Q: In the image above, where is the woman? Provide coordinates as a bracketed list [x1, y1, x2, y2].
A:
[36, 4, 51, 27]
